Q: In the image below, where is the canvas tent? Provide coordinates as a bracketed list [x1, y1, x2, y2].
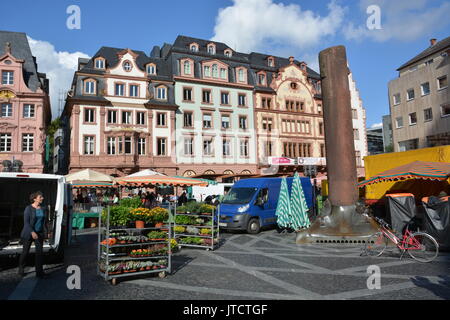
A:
[385, 193, 417, 234]
[422, 196, 450, 251]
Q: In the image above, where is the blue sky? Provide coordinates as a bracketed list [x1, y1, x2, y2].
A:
[1, 0, 449, 127]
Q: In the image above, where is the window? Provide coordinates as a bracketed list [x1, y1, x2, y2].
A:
[1, 103, 12, 117]
[441, 104, 450, 117]
[222, 139, 231, 156]
[320, 144, 326, 158]
[183, 60, 191, 75]
[202, 90, 211, 103]
[183, 88, 192, 101]
[156, 86, 167, 100]
[212, 64, 218, 78]
[190, 44, 198, 52]
[240, 140, 249, 157]
[107, 137, 116, 155]
[220, 68, 226, 79]
[157, 113, 166, 126]
[221, 115, 230, 129]
[203, 139, 213, 155]
[262, 118, 272, 132]
[393, 93, 401, 105]
[396, 116, 403, 128]
[23, 104, 35, 118]
[398, 139, 418, 152]
[353, 128, 359, 140]
[238, 69, 244, 82]
[124, 137, 132, 154]
[84, 108, 95, 123]
[319, 122, 324, 135]
[84, 80, 95, 94]
[136, 112, 145, 125]
[95, 59, 105, 69]
[21, 134, 33, 152]
[118, 137, 123, 154]
[2, 71, 14, 85]
[424, 108, 433, 122]
[421, 82, 430, 96]
[0, 133, 12, 152]
[157, 138, 167, 156]
[203, 66, 210, 77]
[123, 61, 132, 71]
[356, 151, 362, 167]
[224, 50, 232, 57]
[268, 58, 274, 67]
[180, 137, 192, 156]
[407, 88, 415, 101]
[122, 111, 132, 124]
[317, 104, 322, 114]
[409, 112, 417, 125]
[129, 85, 139, 97]
[264, 141, 273, 157]
[107, 110, 117, 124]
[238, 94, 246, 106]
[183, 112, 193, 127]
[147, 64, 156, 75]
[203, 114, 212, 128]
[84, 136, 94, 155]
[138, 138, 146, 155]
[115, 83, 125, 96]
[239, 116, 247, 130]
[425, 59, 434, 66]
[258, 73, 266, 85]
[438, 76, 448, 90]
[352, 109, 358, 119]
[221, 92, 229, 105]
[207, 45, 215, 55]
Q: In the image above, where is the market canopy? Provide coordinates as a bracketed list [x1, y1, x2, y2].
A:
[174, 175, 218, 186]
[114, 175, 209, 187]
[71, 180, 114, 189]
[358, 161, 450, 188]
[65, 169, 114, 183]
[125, 169, 166, 178]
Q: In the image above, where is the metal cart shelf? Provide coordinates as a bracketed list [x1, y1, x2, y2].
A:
[174, 208, 219, 251]
[97, 206, 172, 285]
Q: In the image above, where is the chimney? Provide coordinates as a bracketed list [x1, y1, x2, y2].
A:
[430, 38, 437, 46]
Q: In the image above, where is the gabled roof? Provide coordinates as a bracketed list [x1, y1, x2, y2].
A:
[0, 30, 42, 91]
[397, 36, 450, 71]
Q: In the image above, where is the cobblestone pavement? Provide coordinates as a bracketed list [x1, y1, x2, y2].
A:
[1, 229, 450, 300]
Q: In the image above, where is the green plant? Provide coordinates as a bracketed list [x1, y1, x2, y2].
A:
[147, 231, 167, 239]
[175, 215, 196, 225]
[150, 207, 169, 223]
[199, 204, 215, 213]
[184, 201, 202, 213]
[102, 206, 131, 226]
[119, 197, 142, 208]
[180, 236, 203, 245]
[174, 226, 186, 233]
[176, 205, 187, 213]
[200, 228, 211, 235]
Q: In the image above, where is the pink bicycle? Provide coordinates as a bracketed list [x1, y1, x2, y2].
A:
[365, 216, 439, 263]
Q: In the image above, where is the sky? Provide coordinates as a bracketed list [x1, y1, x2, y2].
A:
[1, 0, 449, 128]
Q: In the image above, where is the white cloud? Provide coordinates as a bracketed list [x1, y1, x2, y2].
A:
[27, 37, 90, 119]
[344, 0, 450, 42]
[370, 122, 383, 129]
[211, 0, 346, 55]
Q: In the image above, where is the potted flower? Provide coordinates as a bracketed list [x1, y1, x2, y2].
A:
[130, 208, 152, 229]
[176, 205, 187, 214]
[150, 207, 169, 227]
[174, 226, 186, 234]
[199, 204, 215, 216]
[200, 228, 212, 236]
[147, 231, 167, 241]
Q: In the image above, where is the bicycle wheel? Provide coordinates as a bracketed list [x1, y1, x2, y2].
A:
[365, 232, 387, 257]
[406, 232, 439, 263]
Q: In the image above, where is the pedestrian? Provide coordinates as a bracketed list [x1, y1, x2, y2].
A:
[18, 191, 47, 278]
[178, 192, 188, 206]
[113, 193, 120, 205]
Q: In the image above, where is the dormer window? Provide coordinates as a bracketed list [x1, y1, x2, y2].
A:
[267, 57, 274, 67]
[123, 61, 132, 72]
[1, 71, 14, 85]
[146, 64, 156, 75]
[156, 86, 167, 100]
[224, 49, 232, 57]
[84, 79, 96, 95]
[94, 58, 105, 69]
[258, 72, 266, 86]
[237, 67, 247, 83]
[190, 43, 199, 52]
[207, 44, 216, 55]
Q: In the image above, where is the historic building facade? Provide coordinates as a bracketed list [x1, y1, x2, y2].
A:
[0, 31, 51, 173]
[61, 47, 178, 176]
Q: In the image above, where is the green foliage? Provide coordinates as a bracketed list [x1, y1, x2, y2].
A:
[199, 204, 215, 213]
[102, 206, 131, 226]
[147, 231, 167, 240]
[384, 144, 394, 153]
[184, 201, 202, 213]
[180, 237, 203, 245]
[175, 215, 197, 225]
[119, 197, 142, 208]
[176, 205, 187, 213]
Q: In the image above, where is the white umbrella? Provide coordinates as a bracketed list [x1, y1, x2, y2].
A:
[65, 169, 113, 183]
[125, 169, 166, 178]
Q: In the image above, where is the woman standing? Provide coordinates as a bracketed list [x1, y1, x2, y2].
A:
[18, 191, 47, 278]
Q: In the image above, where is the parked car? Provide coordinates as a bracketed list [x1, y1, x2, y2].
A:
[218, 177, 313, 234]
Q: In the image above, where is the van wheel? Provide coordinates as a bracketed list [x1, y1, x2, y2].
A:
[247, 218, 261, 234]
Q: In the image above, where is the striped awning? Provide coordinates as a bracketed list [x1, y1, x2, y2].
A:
[71, 180, 115, 188]
[114, 175, 209, 187]
[358, 161, 450, 187]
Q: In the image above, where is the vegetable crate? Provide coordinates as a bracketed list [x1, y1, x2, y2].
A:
[174, 205, 219, 251]
[97, 206, 172, 285]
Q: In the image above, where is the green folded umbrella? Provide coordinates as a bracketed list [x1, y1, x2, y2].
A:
[275, 177, 292, 228]
[290, 172, 311, 230]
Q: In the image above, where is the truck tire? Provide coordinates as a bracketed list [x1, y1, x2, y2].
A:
[247, 218, 261, 234]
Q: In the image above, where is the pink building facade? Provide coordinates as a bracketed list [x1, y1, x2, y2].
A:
[0, 31, 51, 173]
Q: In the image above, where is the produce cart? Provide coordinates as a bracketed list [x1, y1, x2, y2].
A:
[174, 205, 220, 251]
[98, 206, 172, 285]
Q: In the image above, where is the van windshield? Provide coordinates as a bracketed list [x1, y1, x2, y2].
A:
[222, 187, 257, 204]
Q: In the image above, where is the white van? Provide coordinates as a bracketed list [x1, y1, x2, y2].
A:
[0, 172, 73, 260]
